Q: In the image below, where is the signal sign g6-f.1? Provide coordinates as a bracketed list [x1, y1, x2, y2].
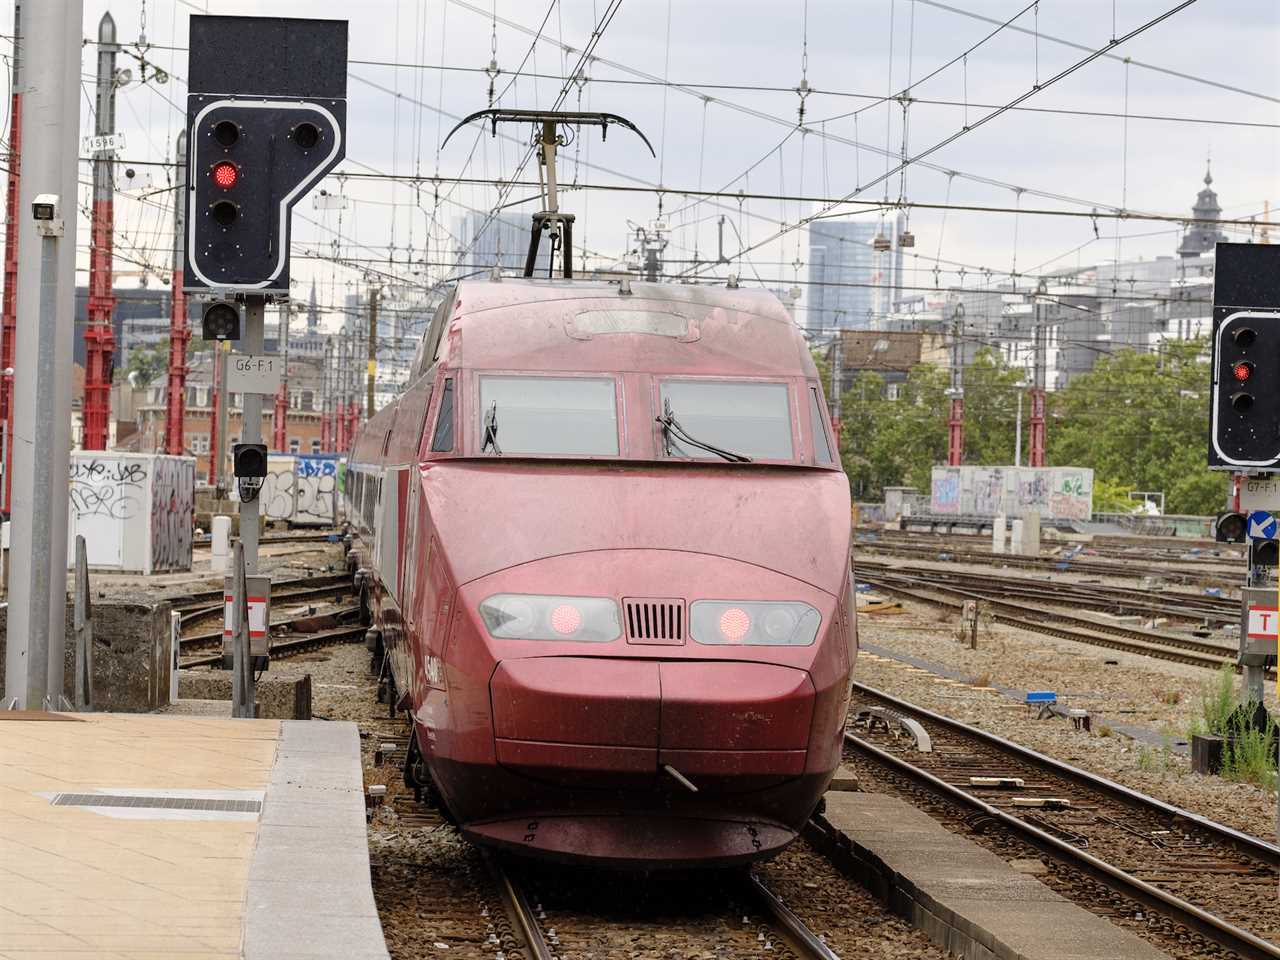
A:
[184, 96, 345, 293]
[1209, 310, 1280, 468]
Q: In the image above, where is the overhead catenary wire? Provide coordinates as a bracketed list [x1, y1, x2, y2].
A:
[675, 0, 1207, 282]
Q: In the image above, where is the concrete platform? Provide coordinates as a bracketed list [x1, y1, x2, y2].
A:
[822, 791, 1169, 960]
[0, 713, 387, 959]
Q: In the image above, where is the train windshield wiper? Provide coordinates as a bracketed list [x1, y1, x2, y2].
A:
[656, 398, 751, 463]
[482, 401, 503, 455]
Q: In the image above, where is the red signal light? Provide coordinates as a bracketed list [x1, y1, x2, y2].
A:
[211, 161, 238, 189]
[1233, 361, 1254, 382]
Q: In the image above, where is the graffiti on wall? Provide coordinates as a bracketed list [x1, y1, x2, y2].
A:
[930, 466, 1093, 520]
[69, 458, 147, 520]
[261, 456, 338, 526]
[932, 469, 961, 514]
[150, 457, 195, 573]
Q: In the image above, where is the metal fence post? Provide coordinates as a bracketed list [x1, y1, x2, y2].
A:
[72, 535, 93, 710]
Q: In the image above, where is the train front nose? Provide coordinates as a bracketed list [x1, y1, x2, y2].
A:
[489, 656, 815, 790]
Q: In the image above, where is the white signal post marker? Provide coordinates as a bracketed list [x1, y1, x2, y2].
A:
[1247, 605, 1278, 642]
[226, 354, 283, 395]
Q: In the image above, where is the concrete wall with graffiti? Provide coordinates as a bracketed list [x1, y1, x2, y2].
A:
[260, 454, 340, 527]
[930, 465, 1094, 520]
[67, 453, 195, 573]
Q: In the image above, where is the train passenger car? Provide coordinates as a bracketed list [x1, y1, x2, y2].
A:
[346, 277, 854, 868]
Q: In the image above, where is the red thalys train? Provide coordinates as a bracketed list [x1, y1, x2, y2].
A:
[346, 277, 854, 868]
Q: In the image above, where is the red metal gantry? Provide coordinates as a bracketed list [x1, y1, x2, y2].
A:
[0, 1, 22, 512]
[164, 131, 190, 455]
[82, 13, 121, 452]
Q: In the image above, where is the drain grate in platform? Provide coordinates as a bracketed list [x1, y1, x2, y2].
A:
[51, 793, 262, 813]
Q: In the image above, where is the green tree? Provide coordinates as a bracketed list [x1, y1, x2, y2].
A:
[121, 338, 169, 388]
[1048, 340, 1221, 515]
[960, 349, 1025, 465]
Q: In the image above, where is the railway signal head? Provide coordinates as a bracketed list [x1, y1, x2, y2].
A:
[184, 98, 345, 294]
[1214, 512, 1247, 543]
[233, 442, 268, 503]
[1251, 539, 1279, 567]
[1209, 312, 1280, 468]
[200, 300, 240, 341]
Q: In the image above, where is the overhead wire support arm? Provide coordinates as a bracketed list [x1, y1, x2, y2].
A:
[442, 109, 654, 279]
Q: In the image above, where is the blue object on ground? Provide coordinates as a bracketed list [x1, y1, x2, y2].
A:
[1025, 691, 1057, 704]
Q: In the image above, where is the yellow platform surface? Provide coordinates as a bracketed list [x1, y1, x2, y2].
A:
[0, 713, 281, 959]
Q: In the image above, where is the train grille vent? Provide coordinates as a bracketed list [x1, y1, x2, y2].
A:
[623, 598, 685, 645]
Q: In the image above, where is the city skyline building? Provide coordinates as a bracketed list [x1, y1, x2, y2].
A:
[804, 212, 906, 332]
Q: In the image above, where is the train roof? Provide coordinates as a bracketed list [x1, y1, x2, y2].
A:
[445, 277, 816, 378]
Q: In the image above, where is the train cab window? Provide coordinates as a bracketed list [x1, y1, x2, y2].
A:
[478, 376, 618, 456]
[809, 387, 834, 464]
[659, 380, 793, 461]
[431, 379, 455, 452]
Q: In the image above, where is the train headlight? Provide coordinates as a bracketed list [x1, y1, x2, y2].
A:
[479, 594, 620, 642]
[690, 601, 821, 646]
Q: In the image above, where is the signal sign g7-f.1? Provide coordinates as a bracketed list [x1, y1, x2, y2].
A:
[1209, 310, 1280, 469]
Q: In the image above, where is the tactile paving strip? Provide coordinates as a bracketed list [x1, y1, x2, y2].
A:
[51, 792, 263, 813]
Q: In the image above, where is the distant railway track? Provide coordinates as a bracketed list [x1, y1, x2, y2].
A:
[856, 559, 1238, 625]
[858, 570, 1245, 672]
[844, 683, 1280, 959]
[855, 534, 1242, 586]
[871, 526, 1241, 565]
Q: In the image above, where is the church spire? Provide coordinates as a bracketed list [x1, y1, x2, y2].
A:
[1178, 160, 1227, 259]
[307, 280, 319, 332]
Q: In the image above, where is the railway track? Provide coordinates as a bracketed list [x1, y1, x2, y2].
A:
[855, 534, 1242, 586]
[493, 849, 845, 960]
[167, 572, 352, 615]
[367, 732, 900, 959]
[858, 569, 1246, 672]
[192, 529, 342, 547]
[845, 682, 1280, 959]
[179, 622, 366, 669]
[856, 558, 1238, 625]
[180, 605, 361, 648]
[869, 525, 1240, 563]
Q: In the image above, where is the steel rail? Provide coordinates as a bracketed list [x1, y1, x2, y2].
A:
[864, 571, 1238, 653]
[856, 540, 1238, 585]
[168, 573, 352, 611]
[859, 574, 1240, 671]
[180, 605, 361, 648]
[192, 530, 341, 547]
[749, 874, 842, 960]
[177, 582, 355, 630]
[845, 731, 1280, 959]
[855, 559, 1237, 622]
[179, 623, 366, 669]
[482, 854, 555, 960]
[852, 682, 1280, 866]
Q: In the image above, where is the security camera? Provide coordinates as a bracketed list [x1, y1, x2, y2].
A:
[31, 194, 58, 221]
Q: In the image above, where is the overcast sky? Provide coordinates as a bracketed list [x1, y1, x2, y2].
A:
[8, 0, 1277, 330]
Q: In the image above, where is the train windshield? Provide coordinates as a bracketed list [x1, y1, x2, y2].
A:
[478, 376, 619, 456]
[659, 381, 794, 461]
